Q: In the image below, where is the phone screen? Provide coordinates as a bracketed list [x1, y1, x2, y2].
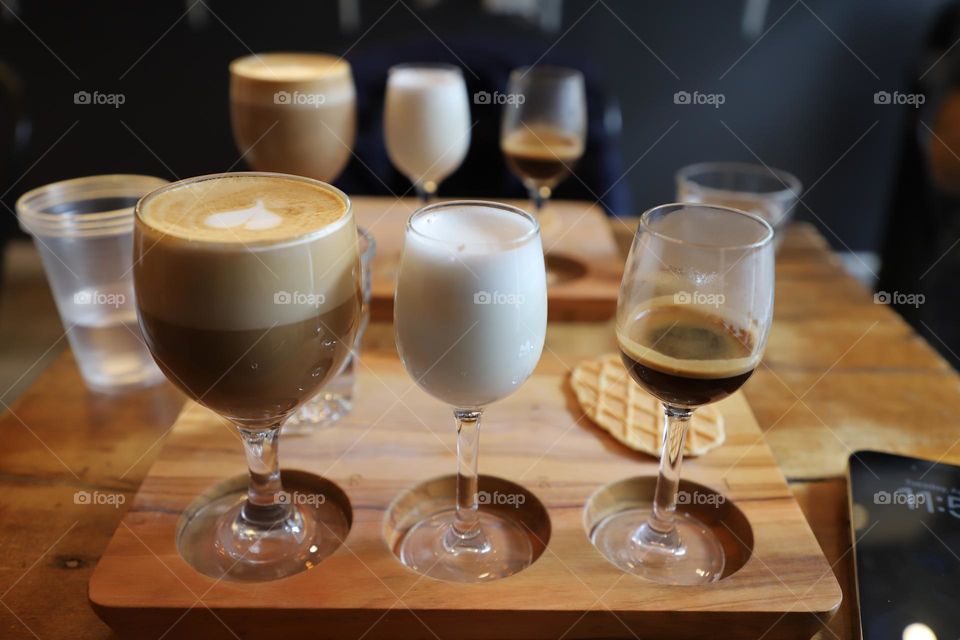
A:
[848, 450, 960, 640]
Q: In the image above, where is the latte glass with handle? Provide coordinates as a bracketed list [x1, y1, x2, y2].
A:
[591, 202, 774, 585]
[133, 172, 360, 581]
[393, 200, 547, 582]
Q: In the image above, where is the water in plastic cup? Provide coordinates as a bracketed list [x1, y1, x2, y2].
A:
[16, 175, 167, 393]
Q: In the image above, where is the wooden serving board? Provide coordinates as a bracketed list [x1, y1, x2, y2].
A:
[89, 339, 841, 640]
[352, 196, 624, 322]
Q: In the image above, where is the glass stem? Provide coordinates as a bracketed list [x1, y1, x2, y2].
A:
[237, 424, 291, 526]
[443, 408, 490, 553]
[529, 185, 551, 213]
[415, 180, 438, 203]
[640, 404, 693, 545]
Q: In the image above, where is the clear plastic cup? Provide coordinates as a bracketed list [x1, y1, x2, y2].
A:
[675, 162, 802, 250]
[16, 175, 167, 393]
[284, 226, 375, 434]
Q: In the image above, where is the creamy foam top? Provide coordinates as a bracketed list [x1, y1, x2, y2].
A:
[231, 53, 350, 82]
[140, 175, 347, 243]
[389, 67, 462, 90]
[410, 204, 536, 249]
[502, 125, 584, 160]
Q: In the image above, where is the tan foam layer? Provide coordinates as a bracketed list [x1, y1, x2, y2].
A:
[502, 125, 584, 161]
[135, 175, 358, 331]
[617, 299, 759, 379]
[231, 53, 355, 106]
[139, 175, 348, 244]
[231, 53, 351, 82]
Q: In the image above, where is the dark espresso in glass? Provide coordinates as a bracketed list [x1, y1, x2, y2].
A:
[501, 126, 583, 186]
[618, 303, 756, 408]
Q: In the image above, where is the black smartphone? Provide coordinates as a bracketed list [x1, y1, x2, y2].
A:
[848, 450, 960, 640]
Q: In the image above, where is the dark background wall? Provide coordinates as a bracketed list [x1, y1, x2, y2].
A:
[0, 0, 950, 252]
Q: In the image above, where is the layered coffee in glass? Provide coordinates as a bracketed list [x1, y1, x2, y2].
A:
[134, 172, 360, 581]
[230, 53, 356, 182]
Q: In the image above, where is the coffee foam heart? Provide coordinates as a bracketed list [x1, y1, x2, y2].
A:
[139, 175, 347, 243]
[203, 200, 283, 231]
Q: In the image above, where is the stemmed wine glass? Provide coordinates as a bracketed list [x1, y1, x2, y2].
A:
[133, 172, 361, 581]
[500, 66, 586, 213]
[591, 203, 774, 585]
[384, 63, 471, 202]
[393, 201, 547, 582]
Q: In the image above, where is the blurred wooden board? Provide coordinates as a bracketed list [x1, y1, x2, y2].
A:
[353, 196, 623, 321]
[89, 347, 840, 639]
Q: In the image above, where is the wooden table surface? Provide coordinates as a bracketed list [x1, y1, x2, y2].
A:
[0, 216, 957, 639]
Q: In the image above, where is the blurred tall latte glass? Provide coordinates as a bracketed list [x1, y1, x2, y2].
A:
[134, 172, 360, 581]
[676, 162, 801, 249]
[16, 175, 166, 393]
[230, 53, 356, 182]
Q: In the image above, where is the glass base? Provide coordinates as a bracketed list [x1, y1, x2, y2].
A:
[284, 393, 352, 435]
[397, 509, 533, 583]
[178, 489, 349, 581]
[590, 507, 724, 585]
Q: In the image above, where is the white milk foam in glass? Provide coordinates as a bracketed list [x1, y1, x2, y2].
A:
[384, 66, 471, 186]
[395, 203, 547, 407]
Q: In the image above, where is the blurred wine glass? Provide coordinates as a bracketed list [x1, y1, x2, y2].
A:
[384, 63, 471, 201]
[500, 66, 586, 213]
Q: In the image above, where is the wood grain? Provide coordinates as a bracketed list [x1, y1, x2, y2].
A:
[0, 216, 956, 640]
[89, 345, 841, 639]
[0, 354, 183, 640]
